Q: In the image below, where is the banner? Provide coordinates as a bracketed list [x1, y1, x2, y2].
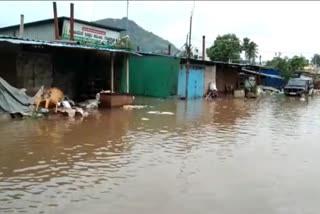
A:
[62, 20, 121, 48]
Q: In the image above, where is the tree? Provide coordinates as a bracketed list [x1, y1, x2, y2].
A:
[288, 56, 308, 72]
[311, 54, 320, 66]
[265, 55, 308, 81]
[206, 34, 242, 62]
[242, 37, 259, 64]
[266, 56, 289, 80]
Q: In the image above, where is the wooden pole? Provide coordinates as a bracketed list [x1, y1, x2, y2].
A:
[110, 53, 114, 93]
[53, 2, 60, 40]
[126, 54, 129, 93]
[70, 3, 74, 41]
[185, 61, 189, 99]
[168, 44, 171, 55]
[19, 14, 24, 37]
[188, 16, 192, 56]
[185, 15, 193, 99]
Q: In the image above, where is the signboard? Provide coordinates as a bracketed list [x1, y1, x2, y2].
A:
[61, 20, 121, 48]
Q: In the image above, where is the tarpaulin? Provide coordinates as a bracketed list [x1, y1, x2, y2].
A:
[0, 77, 43, 116]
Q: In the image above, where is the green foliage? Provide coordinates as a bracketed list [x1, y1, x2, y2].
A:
[266, 57, 290, 80]
[288, 56, 308, 72]
[311, 54, 320, 66]
[206, 34, 242, 62]
[242, 37, 258, 64]
[265, 56, 308, 81]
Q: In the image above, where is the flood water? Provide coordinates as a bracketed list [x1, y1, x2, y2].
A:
[1, 95, 320, 214]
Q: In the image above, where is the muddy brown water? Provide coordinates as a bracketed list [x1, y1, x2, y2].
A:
[1, 96, 320, 214]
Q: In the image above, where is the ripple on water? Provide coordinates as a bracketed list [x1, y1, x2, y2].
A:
[1, 97, 320, 213]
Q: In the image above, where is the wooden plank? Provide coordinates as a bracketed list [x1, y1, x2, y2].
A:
[110, 53, 114, 93]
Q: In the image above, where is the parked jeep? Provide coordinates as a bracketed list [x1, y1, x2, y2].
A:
[284, 77, 314, 96]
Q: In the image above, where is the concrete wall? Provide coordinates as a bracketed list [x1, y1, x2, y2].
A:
[0, 43, 20, 86]
[204, 65, 216, 95]
[0, 53, 17, 86]
[0, 23, 55, 41]
[216, 65, 239, 93]
[16, 52, 53, 95]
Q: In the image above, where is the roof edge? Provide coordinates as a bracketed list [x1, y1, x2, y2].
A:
[0, 16, 126, 32]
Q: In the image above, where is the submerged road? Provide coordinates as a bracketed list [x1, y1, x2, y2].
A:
[0, 96, 320, 214]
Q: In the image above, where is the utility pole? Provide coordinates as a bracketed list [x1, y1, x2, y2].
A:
[126, 0, 129, 49]
[188, 16, 192, 58]
[185, 7, 194, 99]
[202, 35, 205, 61]
[184, 0, 195, 99]
[259, 55, 262, 65]
[126, 0, 129, 31]
[259, 55, 262, 85]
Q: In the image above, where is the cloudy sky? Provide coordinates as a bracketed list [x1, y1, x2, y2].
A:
[0, 1, 319, 61]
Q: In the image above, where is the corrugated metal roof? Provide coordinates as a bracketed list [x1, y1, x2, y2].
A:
[0, 35, 141, 56]
[242, 68, 284, 79]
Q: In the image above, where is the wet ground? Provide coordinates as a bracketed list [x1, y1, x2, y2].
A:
[0, 95, 320, 214]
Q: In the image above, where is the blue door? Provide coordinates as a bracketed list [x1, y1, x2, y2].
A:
[177, 68, 186, 98]
[178, 65, 204, 99]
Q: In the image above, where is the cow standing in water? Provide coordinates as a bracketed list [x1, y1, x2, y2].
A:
[35, 87, 64, 113]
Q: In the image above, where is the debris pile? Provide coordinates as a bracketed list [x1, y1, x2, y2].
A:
[0, 76, 92, 119]
[0, 77, 43, 116]
[78, 93, 100, 109]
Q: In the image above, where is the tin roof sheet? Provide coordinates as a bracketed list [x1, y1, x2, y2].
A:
[242, 68, 284, 79]
[0, 35, 141, 55]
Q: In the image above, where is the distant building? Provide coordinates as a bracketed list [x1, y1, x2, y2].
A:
[0, 17, 125, 48]
[303, 64, 320, 74]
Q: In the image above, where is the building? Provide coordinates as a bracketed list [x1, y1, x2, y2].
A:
[0, 17, 125, 48]
[119, 54, 217, 99]
[0, 35, 138, 101]
[118, 51, 285, 99]
[179, 58, 216, 99]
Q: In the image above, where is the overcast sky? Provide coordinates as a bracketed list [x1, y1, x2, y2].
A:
[0, 1, 320, 61]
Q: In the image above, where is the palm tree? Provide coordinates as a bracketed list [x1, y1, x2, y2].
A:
[242, 38, 258, 64]
[247, 41, 258, 64]
[242, 37, 250, 62]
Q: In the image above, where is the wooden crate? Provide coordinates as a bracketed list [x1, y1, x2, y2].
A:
[99, 93, 134, 108]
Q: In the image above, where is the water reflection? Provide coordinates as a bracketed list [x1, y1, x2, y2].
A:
[1, 96, 320, 214]
[0, 109, 135, 213]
